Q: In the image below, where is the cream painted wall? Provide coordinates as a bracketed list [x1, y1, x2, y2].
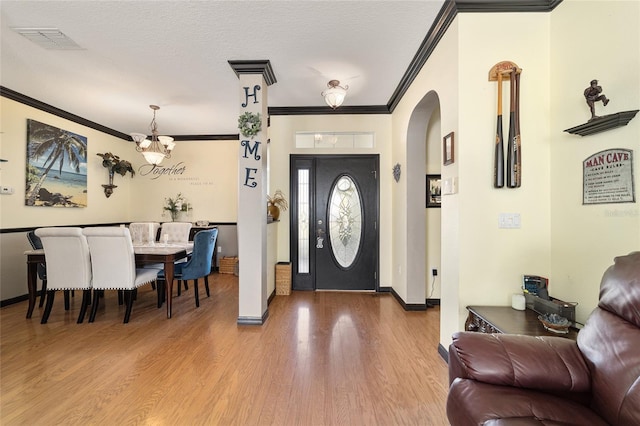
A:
[456, 13, 552, 331]
[426, 106, 442, 299]
[391, 18, 459, 335]
[393, 12, 554, 349]
[549, 0, 640, 323]
[127, 139, 238, 224]
[268, 114, 392, 284]
[0, 97, 131, 299]
[0, 96, 240, 300]
[0, 97, 133, 228]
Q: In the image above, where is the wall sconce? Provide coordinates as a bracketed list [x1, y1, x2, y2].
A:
[322, 80, 349, 109]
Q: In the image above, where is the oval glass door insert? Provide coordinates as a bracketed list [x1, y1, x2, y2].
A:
[328, 175, 362, 268]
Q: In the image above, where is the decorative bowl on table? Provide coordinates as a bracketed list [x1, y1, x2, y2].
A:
[538, 313, 571, 334]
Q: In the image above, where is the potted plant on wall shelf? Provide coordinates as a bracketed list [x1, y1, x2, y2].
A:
[267, 189, 288, 221]
[96, 152, 135, 198]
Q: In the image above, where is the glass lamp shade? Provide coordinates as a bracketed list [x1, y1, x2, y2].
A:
[322, 86, 347, 109]
[130, 132, 147, 143]
[141, 150, 166, 165]
[158, 136, 174, 146]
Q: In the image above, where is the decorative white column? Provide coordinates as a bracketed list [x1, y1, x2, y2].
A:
[229, 60, 276, 325]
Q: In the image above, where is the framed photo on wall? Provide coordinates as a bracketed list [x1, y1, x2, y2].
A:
[426, 174, 442, 208]
[443, 131, 454, 165]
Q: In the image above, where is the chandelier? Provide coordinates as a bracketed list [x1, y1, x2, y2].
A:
[321, 80, 349, 109]
[130, 105, 175, 165]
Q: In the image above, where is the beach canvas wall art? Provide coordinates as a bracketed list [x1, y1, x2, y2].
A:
[25, 119, 88, 207]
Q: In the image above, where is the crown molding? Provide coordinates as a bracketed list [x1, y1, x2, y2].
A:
[3, 1, 564, 137]
[268, 105, 389, 116]
[387, 0, 563, 112]
[454, 0, 563, 13]
[0, 86, 129, 140]
[1, 86, 237, 142]
[228, 60, 277, 86]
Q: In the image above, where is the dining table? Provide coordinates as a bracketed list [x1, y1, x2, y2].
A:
[24, 242, 193, 320]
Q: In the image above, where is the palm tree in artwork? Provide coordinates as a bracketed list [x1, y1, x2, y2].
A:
[25, 121, 87, 206]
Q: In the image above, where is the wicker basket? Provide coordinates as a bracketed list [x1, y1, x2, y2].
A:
[220, 256, 239, 275]
[275, 262, 291, 295]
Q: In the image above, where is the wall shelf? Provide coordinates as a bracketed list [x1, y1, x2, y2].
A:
[564, 110, 638, 136]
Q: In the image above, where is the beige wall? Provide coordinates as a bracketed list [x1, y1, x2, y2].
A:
[456, 11, 553, 338]
[549, 0, 640, 322]
[426, 106, 442, 299]
[0, 96, 239, 300]
[127, 139, 238, 224]
[391, 18, 460, 332]
[0, 97, 133, 229]
[390, 1, 639, 350]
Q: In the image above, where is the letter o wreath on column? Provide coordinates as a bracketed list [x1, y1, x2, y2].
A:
[238, 112, 262, 139]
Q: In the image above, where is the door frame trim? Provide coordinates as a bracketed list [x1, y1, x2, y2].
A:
[289, 154, 380, 292]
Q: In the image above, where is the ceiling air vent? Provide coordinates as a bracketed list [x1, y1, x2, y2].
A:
[11, 27, 84, 50]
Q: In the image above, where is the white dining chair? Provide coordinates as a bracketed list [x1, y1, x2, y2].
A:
[129, 222, 160, 244]
[83, 227, 161, 323]
[35, 227, 92, 324]
[159, 222, 192, 244]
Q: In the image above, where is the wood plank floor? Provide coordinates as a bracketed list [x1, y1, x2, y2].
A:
[1, 273, 449, 425]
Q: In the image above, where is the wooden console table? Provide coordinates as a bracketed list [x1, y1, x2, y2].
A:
[466, 305, 579, 341]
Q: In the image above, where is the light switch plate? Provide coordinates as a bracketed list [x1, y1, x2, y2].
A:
[499, 213, 521, 229]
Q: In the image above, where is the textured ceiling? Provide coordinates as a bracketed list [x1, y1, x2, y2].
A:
[1, 0, 445, 137]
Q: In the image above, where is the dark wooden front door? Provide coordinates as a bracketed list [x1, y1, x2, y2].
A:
[290, 155, 379, 291]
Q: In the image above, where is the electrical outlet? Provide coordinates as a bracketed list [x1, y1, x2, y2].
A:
[432, 268, 438, 277]
[217, 246, 222, 253]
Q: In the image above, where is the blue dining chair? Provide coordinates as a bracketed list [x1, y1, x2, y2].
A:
[158, 228, 217, 308]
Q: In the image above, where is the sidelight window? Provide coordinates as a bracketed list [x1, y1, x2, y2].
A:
[297, 169, 310, 273]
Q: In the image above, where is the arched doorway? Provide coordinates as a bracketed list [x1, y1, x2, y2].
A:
[405, 91, 442, 309]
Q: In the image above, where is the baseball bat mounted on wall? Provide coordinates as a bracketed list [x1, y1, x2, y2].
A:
[514, 71, 522, 187]
[494, 72, 505, 188]
[488, 61, 522, 188]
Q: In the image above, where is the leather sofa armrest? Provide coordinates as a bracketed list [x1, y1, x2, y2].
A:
[448, 331, 591, 393]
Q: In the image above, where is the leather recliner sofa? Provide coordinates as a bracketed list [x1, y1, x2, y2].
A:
[446, 252, 640, 425]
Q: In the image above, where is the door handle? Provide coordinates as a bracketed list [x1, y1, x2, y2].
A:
[316, 225, 325, 249]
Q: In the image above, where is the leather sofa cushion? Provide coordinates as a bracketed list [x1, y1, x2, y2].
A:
[449, 332, 591, 393]
[447, 379, 609, 426]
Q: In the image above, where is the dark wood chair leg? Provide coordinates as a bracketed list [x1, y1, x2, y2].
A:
[41, 290, 56, 324]
[117, 290, 124, 305]
[194, 279, 200, 307]
[39, 279, 48, 308]
[77, 289, 91, 323]
[88, 290, 101, 323]
[204, 275, 210, 297]
[177, 279, 182, 296]
[64, 290, 70, 310]
[123, 290, 134, 324]
[156, 280, 163, 308]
